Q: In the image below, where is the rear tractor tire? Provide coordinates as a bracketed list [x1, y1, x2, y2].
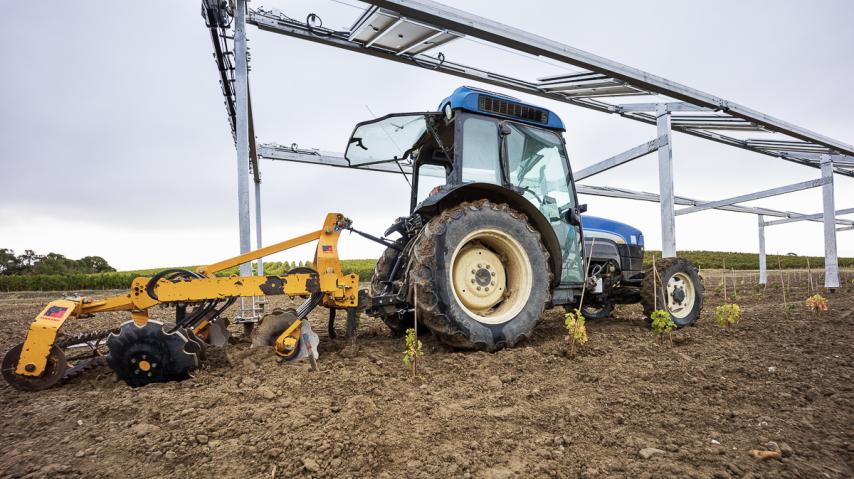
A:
[410, 200, 551, 351]
[640, 257, 703, 327]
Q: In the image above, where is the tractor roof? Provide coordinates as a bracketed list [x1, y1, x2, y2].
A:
[438, 86, 565, 131]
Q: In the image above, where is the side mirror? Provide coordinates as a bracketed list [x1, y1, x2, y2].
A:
[561, 204, 586, 226]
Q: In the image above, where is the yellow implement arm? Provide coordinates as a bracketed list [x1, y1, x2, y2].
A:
[8, 213, 358, 382]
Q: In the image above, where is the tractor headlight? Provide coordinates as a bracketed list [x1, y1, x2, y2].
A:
[443, 103, 453, 120]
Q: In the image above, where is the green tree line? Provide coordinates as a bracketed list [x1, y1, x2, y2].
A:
[1, 248, 114, 276]
[1, 251, 850, 292]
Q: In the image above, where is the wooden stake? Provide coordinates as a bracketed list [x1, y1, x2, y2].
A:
[732, 268, 737, 298]
[806, 256, 814, 292]
[777, 255, 788, 317]
[723, 258, 728, 301]
[413, 283, 418, 378]
[652, 255, 658, 311]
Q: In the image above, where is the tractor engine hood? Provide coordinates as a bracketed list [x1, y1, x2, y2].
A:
[581, 215, 644, 247]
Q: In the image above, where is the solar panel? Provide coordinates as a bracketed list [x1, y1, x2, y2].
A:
[537, 72, 648, 98]
[349, 6, 460, 55]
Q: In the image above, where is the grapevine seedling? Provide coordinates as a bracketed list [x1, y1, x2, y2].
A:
[650, 309, 675, 346]
[714, 303, 741, 329]
[402, 328, 424, 377]
[805, 294, 828, 313]
[563, 309, 588, 358]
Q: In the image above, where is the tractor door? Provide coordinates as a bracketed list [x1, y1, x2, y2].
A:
[502, 122, 584, 284]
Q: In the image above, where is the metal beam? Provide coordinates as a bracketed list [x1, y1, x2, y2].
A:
[831, 154, 854, 167]
[656, 106, 676, 258]
[234, 0, 252, 277]
[617, 102, 710, 113]
[675, 177, 830, 216]
[365, 0, 854, 157]
[762, 207, 854, 227]
[246, 8, 854, 179]
[758, 215, 767, 285]
[821, 157, 839, 288]
[573, 136, 665, 181]
[257, 143, 854, 230]
[838, 225, 854, 232]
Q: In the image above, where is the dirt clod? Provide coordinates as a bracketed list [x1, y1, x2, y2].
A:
[638, 447, 665, 459]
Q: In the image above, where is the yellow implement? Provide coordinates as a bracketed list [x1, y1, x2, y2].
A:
[2, 213, 360, 391]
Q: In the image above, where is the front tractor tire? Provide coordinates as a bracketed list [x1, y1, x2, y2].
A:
[410, 200, 551, 352]
[640, 257, 703, 327]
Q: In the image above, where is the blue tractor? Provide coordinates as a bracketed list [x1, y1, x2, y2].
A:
[352, 86, 703, 350]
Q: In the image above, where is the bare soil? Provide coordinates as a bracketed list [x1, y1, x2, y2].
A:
[0, 275, 852, 479]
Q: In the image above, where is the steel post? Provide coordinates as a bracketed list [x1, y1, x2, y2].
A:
[254, 177, 264, 276]
[656, 105, 676, 258]
[235, 0, 252, 277]
[821, 156, 839, 289]
[758, 215, 767, 285]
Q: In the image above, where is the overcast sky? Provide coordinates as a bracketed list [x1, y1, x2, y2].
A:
[1, 0, 852, 270]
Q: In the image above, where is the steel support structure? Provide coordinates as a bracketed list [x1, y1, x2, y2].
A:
[762, 207, 854, 227]
[573, 136, 665, 181]
[821, 156, 839, 289]
[200, 0, 854, 293]
[656, 105, 676, 258]
[254, 178, 264, 276]
[675, 178, 829, 216]
[758, 215, 767, 285]
[234, 0, 251, 277]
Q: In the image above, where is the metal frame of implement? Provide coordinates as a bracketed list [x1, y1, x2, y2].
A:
[201, 0, 853, 291]
[13, 213, 358, 379]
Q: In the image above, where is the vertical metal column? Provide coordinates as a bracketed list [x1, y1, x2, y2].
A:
[254, 178, 264, 276]
[821, 155, 839, 289]
[757, 214, 767, 285]
[656, 105, 676, 258]
[234, 0, 252, 277]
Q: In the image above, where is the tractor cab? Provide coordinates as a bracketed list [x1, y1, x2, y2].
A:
[346, 86, 585, 286]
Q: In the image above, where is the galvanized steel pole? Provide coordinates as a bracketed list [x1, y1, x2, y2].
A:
[821, 156, 839, 289]
[758, 215, 767, 285]
[234, 0, 252, 277]
[656, 105, 676, 258]
[254, 178, 264, 276]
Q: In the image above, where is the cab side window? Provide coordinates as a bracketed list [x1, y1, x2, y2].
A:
[460, 117, 500, 184]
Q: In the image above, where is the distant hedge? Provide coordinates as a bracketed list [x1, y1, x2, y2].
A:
[0, 272, 138, 292]
[2, 252, 849, 292]
[643, 250, 854, 270]
[0, 260, 379, 292]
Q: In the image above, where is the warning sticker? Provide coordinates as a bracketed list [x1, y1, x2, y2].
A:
[43, 306, 68, 319]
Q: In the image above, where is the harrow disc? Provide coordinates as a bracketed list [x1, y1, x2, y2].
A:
[2, 343, 67, 391]
[251, 308, 301, 359]
[106, 320, 200, 388]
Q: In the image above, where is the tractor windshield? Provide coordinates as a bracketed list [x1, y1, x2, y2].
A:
[345, 113, 438, 166]
[504, 122, 584, 284]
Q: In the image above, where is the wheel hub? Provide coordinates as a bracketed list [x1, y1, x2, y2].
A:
[474, 267, 493, 287]
[453, 246, 505, 312]
[665, 272, 696, 320]
[449, 229, 533, 325]
[672, 286, 686, 304]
